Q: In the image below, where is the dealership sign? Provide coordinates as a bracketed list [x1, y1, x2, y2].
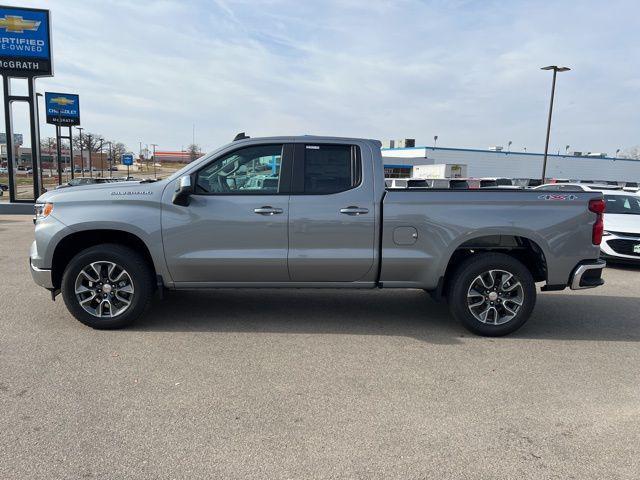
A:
[45, 92, 80, 126]
[0, 6, 52, 76]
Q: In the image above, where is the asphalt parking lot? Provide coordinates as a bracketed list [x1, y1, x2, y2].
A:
[1, 214, 639, 479]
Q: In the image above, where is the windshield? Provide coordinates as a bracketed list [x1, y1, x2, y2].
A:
[604, 195, 640, 215]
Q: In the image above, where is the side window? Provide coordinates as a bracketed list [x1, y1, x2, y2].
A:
[303, 144, 361, 194]
[196, 144, 283, 194]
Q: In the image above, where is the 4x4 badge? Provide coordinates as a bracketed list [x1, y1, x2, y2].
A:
[538, 194, 578, 201]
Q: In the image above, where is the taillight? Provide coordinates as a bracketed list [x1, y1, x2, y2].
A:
[589, 198, 605, 245]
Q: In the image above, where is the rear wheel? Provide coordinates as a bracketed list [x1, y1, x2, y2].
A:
[61, 244, 154, 329]
[448, 253, 536, 336]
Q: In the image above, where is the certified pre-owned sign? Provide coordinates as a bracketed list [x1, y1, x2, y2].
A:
[0, 6, 52, 76]
[45, 92, 80, 126]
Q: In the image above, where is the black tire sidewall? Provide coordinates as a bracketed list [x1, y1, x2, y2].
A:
[449, 253, 536, 336]
[61, 244, 153, 329]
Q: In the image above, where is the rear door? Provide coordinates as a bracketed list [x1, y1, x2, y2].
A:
[287, 143, 376, 282]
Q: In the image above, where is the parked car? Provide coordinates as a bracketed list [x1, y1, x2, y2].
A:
[599, 191, 640, 263]
[386, 178, 435, 188]
[0, 167, 8, 174]
[31, 135, 605, 336]
[477, 177, 513, 188]
[0, 183, 8, 191]
[425, 178, 469, 189]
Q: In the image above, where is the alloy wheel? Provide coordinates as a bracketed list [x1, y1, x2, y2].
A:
[74, 261, 135, 318]
[466, 269, 524, 325]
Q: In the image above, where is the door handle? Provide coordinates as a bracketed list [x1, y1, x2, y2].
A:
[340, 206, 369, 216]
[254, 206, 283, 215]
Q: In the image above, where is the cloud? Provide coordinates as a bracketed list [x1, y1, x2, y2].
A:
[9, 0, 640, 155]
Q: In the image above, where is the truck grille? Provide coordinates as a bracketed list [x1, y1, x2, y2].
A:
[607, 239, 640, 256]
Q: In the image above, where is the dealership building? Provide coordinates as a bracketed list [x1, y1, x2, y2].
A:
[382, 143, 640, 182]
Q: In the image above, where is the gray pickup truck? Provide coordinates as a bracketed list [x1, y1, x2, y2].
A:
[30, 135, 606, 336]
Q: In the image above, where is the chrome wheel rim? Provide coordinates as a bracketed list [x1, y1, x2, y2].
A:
[74, 261, 135, 318]
[466, 269, 524, 325]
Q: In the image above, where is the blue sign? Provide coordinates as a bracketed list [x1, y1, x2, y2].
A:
[45, 92, 80, 126]
[0, 6, 52, 76]
[122, 154, 134, 166]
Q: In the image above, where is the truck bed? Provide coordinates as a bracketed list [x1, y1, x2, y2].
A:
[380, 189, 602, 289]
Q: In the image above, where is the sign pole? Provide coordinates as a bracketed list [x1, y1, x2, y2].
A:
[68, 126, 74, 180]
[28, 77, 42, 197]
[55, 123, 62, 185]
[2, 75, 16, 203]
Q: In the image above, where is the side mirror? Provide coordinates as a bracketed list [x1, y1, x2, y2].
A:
[172, 175, 193, 206]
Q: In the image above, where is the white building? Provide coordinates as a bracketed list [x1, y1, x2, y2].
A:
[382, 145, 640, 182]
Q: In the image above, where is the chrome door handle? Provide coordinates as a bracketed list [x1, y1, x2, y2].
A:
[340, 206, 369, 216]
[254, 206, 283, 215]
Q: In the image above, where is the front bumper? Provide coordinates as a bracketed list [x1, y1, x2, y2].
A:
[569, 260, 606, 290]
[601, 234, 640, 263]
[30, 257, 54, 289]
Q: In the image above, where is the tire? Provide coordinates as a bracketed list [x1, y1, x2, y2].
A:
[61, 244, 155, 329]
[447, 252, 536, 336]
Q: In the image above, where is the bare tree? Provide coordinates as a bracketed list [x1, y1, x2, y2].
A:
[72, 132, 104, 153]
[619, 146, 640, 160]
[40, 137, 57, 176]
[111, 142, 127, 164]
[187, 143, 201, 163]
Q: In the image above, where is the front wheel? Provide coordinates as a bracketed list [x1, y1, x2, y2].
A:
[61, 244, 155, 329]
[448, 253, 536, 336]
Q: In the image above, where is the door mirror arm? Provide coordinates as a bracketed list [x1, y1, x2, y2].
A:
[172, 175, 194, 206]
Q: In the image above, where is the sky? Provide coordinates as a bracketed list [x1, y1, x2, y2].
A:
[6, 0, 640, 155]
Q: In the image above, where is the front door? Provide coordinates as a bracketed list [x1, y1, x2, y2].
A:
[162, 143, 292, 283]
[288, 143, 376, 282]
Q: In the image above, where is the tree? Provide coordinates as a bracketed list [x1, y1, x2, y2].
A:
[187, 143, 201, 163]
[619, 146, 640, 160]
[40, 137, 57, 175]
[72, 132, 104, 153]
[111, 142, 127, 164]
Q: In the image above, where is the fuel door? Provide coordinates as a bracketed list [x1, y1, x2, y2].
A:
[393, 226, 418, 245]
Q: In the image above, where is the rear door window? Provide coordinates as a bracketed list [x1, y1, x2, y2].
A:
[294, 144, 361, 194]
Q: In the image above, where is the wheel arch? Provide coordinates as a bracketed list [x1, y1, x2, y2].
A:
[51, 229, 157, 290]
[439, 234, 548, 299]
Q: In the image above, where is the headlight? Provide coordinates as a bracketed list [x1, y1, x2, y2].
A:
[34, 202, 54, 221]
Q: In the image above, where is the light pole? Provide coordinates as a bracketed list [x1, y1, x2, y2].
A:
[75, 127, 84, 175]
[433, 135, 438, 148]
[104, 141, 112, 177]
[615, 149, 620, 158]
[98, 139, 104, 176]
[86, 134, 93, 178]
[565, 145, 570, 155]
[150, 143, 158, 179]
[540, 65, 570, 182]
[507, 140, 512, 152]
